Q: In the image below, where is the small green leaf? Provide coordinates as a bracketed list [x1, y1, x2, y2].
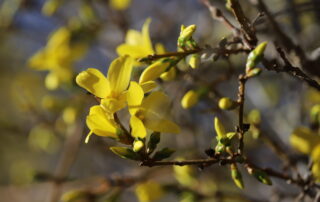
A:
[110, 147, 141, 161]
[152, 148, 175, 161]
[231, 164, 244, 189]
[226, 132, 237, 140]
[214, 117, 226, 138]
[147, 132, 160, 154]
[247, 167, 272, 185]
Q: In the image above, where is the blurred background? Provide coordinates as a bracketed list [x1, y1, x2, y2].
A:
[0, 0, 319, 201]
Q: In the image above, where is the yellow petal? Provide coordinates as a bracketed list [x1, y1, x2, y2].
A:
[86, 105, 117, 138]
[139, 59, 170, 84]
[312, 162, 320, 182]
[101, 95, 127, 114]
[47, 27, 70, 49]
[140, 81, 157, 93]
[76, 68, 110, 98]
[109, 0, 131, 10]
[107, 55, 134, 95]
[290, 127, 320, 154]
[116, 44, 151, 59]
[130, 115, 147, 138]
[126, 30, 143, 45]
[135, 181, 164, 202]
[28, 50, 50, 70]
[160, 67, 176, 81]
[142, 18, 153, 54]
[127, 81, 144, 107]
[155, 43, 166, 54]
[142, 91, 170, 116]
[144, 111, 180, 134]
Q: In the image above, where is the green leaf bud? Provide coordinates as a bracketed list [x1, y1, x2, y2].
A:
[231, 163, 244, 189]
[246, 42, 267, 73]
[247, 167, 272, 185]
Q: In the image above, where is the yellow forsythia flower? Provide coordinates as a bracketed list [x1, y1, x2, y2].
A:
[127, 82, 180, 138]
[290, 127, 320, 154]
[135, 181, 164, 202]
[29, 27, 87, 90]
[109, 0, 131, 10]
[76, 55, 134, 114]
[117, 18, 154, 60]
[181, 90, 199, 109]
[85, 105, 118, 142]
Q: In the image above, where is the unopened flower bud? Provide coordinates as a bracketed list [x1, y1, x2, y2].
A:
[160, 67, 176, 81]
[181, 90, 199, 109]
[179, 24, 196, 42]
[133, 140, 144, 152]
[218, 97, 238, 110]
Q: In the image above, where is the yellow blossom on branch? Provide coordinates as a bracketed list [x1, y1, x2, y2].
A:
[85, 105, 119, 143]
[29, 26, 88, 90]
[127, 82, 180, 138]
[117, 18, 166, 64]
[76, 55, 134, 114]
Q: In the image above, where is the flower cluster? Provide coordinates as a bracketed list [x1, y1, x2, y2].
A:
[290, 104, 320, 182]
[28, 22, 93, 90]
[75, 19, 201, 160]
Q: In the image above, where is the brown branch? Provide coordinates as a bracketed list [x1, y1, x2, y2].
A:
[141, 157, 235, 167]
[47, 121, 84, 202]
[201, 0, 241, 36]
[237, 75, 248, 155]
[249, 0, 320, 78]
[229, 0, 258, 48]
[140, 155, 318, 191]
[275, 47, 320, 90]
[139, 48, 202, 62]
